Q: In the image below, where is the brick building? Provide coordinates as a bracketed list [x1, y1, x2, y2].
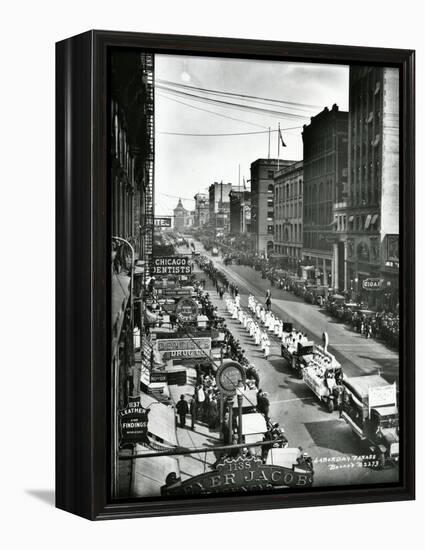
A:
[250, 159, 296, 255]
[302, 104, 348, 286]
[193, 192, 209, 228]
[173, 198, 188, 232]
[229, 188, 251, 235]
[208, 182, 232, 235]
[341, 66, 399, 305]
[273, 160, 303, 268]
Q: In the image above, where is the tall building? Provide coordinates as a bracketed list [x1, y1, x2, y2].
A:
[173, 198, 188, 232]
[111, 51, 154, 262]
[110, 50, 154, 498]
[302, 104, 348, 286]
[185, 210, 195, 228]
[229, 188, 251, 235]
[208, 182, 232, 235]
[273, 161, 303, 268]
[250, 159, 296, 255]
[340, 66, 399, 305]
[193, 192, 209, 228]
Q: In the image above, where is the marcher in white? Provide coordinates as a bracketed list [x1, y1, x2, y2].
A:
[264, 340, 270, 360]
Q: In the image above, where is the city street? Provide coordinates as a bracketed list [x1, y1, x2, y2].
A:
[187, 242, 399, 487]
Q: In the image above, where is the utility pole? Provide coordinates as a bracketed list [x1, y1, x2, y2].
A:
[268, 127, 271, 159]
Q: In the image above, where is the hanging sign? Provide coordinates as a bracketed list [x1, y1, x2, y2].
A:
[119, 401, 150, 445]
[151, 256, 192, 275]
[155, 337, 211, 359]
[154, 217, 172, 227]
[362, 278, 383, 291]
[216, 361, 246, 396]
[175, 297, 199, 323]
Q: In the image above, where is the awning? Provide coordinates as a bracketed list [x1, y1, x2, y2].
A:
[266, 448, 301, 468]
[111, 272, 130, 330]
[238, 412, 267, 436]
[133, 451, 180, 497]
[348, 215, 354, 222]
[140, 392, 178, 447]
[365, 214, 372, 229]
[371, 214, 379, 225]
[231, 388, 258, 409]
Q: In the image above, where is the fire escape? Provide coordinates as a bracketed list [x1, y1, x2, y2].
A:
[141, 53, 155, 276]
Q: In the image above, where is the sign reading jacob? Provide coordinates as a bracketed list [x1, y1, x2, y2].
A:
[162, 456, 314, 496]
[119, 401, 150, 445]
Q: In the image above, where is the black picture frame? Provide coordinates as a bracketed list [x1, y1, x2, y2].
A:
[56, 30, 415, 520]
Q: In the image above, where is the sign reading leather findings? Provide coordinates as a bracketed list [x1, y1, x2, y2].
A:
[151, 256, 192, 275]
[119, 401, 150, 445]
[175, 297, 198, 323]
[156, 337, 211, 359]
[161, 456, 314, 496]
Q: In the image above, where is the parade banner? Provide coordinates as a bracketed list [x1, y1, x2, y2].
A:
[162, 456, 313, 496]
[119, 402, 150, 445]
[151, 256, 192, 275]
[156, 337, 211, 359]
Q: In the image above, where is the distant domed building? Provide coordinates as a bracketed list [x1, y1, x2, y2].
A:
[173, 198, 188, 232]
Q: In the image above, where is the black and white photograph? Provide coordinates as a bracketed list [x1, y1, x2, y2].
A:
[111, 50, 401, 500]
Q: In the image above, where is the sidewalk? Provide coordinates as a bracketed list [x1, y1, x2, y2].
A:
[168, 367, 222, 481]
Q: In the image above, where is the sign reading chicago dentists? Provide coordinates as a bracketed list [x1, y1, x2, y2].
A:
[162, 456, 314, 496]
[155, 337, 211, 359]
[151, 256, 192, 275]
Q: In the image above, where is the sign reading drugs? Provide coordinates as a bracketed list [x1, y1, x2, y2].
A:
[151, 256, 192, 275]
[156, 337, 211, 359]
[119, 401, 150, 445]
[162, 456, 313, 496]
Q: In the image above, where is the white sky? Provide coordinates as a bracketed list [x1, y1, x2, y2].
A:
[155, 54, 349, 216]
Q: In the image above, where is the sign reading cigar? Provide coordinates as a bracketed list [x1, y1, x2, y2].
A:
[162, 456, 314, 496]
[362, 278, 383, 291]
[175, 297, 199, 323]
[119, 402, 150, 445]
[151, 256, 192, 275]
[156, 337, 211, 359]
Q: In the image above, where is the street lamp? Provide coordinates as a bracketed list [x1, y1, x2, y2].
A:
[354, 276, 359, 301]
[236, 385, 244, 444]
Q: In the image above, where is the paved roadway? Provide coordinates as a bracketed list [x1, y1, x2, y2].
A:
[189, 241, 399, 487]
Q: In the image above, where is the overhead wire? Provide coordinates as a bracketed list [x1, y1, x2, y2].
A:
[156, 91, 268, 129]
[156, 78, 321, 110]
[156, 84, 311, 121]
[158, 126, 303, 137]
